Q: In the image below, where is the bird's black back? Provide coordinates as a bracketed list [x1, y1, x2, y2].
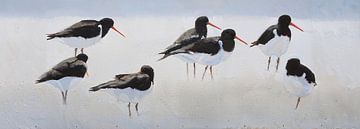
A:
[90, 73, 152, 91]
[252, 23, 292, 46]
[36, 56, 87, 83]
[161, 36, 201, 55]
[188, 37, 221, 55]
[159, 16, 211, 59]
[158, 28, 204, 60]
[47, 20, 101, 40]
[90, 65, 154, 92]
[253, 25, 277, 46]
[286, 59, 316, 84]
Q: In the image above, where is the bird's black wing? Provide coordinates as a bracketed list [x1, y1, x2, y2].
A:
[251, 25, 277, 47]
[89, 74, 151, 91]
[36, 57, 87, 83]
[300, 64, 316, 84]
[171, 28, 200, 47]
[159, 28, 201, 54]
[115, 73, 130, 80]
[158, 28, 202, 60]
[187, 36, 221, 55]
[47, 20, 101, 40]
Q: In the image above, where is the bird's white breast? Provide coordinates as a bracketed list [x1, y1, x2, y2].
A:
[174, 54, 197, 63]
[193, 41, 232, 66]
[283, 74, 315, 97]
[259, 31, 290, 57]
[105, 86, 153, 103]
[47, 77, 82, 92]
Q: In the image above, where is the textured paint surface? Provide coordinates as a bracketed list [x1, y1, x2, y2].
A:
[0, 1, 359, 129]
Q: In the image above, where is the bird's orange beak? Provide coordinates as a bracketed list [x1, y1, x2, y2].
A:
[111, 26, 126, 37]
[235, 35, 248, 45]
[290, 22, 304, 32]
[207, 22, 222, 30]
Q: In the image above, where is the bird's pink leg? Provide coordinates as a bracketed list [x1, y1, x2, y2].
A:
[74, 48, 78, 56]
[276, 57, 280, 72]
[202, 66, 208, 80]
[186, 63, 189, 79]
[64, 90, 68, 105]
[267, 57, 271, 71]
[128, 102, 131, 117]
[193, 63, 196, 78]
[210, 66, 214, 80]
[295, 97, 301, 109]
[135, 103, 139, 116]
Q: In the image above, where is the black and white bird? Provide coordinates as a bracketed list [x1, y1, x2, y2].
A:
[47, 18, 125, 56]
[159, 29, 247, 80]
[159, 16, 222, 78]
[284, 58, 317, 109]
[36, 54, 88, 104]
[250, 15, 303, 71]
[89, 65, 154, 117]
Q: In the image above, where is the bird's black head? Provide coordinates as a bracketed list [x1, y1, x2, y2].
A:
[286, 58, 300, 72]
[99, 18, 114, 37]
[99, 18, 114, 28]
[220, 29, 236, 40]
[195, 16, 209, 37]
[99, 18, 126, 38]
[140, 65, 154, 84]
[219, 29, 237, 52]
[76, 53, 88, 62]
[195, 16, 209, 27]
[278, 15, 292, 27]
[278, 14, 304, 33]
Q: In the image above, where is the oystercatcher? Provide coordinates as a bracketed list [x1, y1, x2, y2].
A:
[159, 16, 221, 78]
[159, 29, 247, 80]
[36, 54, 88, 104]
[89, 65, 154, 117]
[250, 15, 303, 71]
[284, 58, 317, 109]
[47, 18, 125, 56]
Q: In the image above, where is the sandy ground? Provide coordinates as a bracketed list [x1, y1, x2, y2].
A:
[0, 16, 359, 129]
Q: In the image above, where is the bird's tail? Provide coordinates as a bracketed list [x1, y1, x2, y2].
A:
[157, 51, 189, 61]
[250, 41, 258, 47]
[158, 51, 167, 55]
[35, 80, 43, 84]
[46, 34, 56, 40]
[35, 70, 61, 84]
[157, 53, 171, 61]
[295, 97, 301, 109]
[35, 75, 49, 84]
[157, 49, 171, 61]
[89, 85, 102, 92]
